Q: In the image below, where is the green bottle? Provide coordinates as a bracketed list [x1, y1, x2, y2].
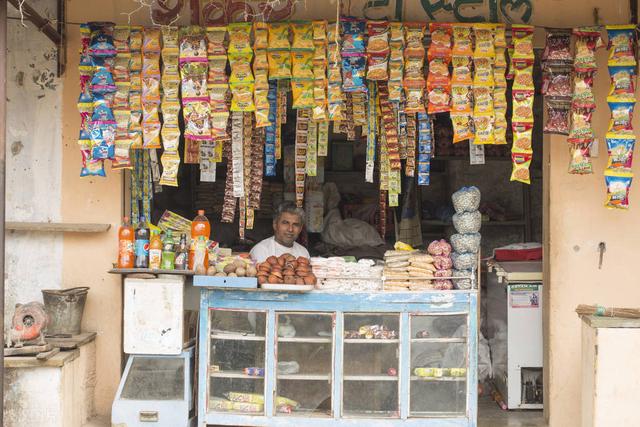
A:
[160, 230, 176, 270]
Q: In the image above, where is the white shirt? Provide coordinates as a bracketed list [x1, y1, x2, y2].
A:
[250, 236, 310, 263]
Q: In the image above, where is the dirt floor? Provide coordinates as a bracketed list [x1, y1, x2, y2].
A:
[478, 395, 547, 427]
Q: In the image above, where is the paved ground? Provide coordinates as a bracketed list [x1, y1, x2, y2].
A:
[478, 396, 547, 427]
[85, 396, 548, 427]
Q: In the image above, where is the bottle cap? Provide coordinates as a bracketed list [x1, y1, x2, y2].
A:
[123, 216, 129, 222]
[198, 209, 205, 215]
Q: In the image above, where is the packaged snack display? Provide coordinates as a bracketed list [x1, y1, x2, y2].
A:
[568, 144, 593, 175]
[573, 26, 603, 72]
[604, 169, 633, 209]
[606, 135, 636, 169]
[606, 25, 636, 66]
[542, 28, 572, 62]
[543, 99, 571, 135]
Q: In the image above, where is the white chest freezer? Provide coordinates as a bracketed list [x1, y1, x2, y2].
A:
[487, 261, 543, 409]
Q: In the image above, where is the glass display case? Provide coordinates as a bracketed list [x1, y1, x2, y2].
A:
[195, 283, 478, 427]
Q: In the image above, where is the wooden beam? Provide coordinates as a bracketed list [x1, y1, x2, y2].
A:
[7, 0, 62, 45]
[5, 222, 111, 233]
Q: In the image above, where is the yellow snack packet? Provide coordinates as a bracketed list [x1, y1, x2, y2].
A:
[313, 20, 327, 41]
[268, 22, 290, 50]
[291, 21, 314, 50]
[230, 83, 255, 111]
[227, 23, 252, 54]
[229, 53, 255, 84]
[268, 50, 292, 80]
[253, 22, 268, 50]
[291, 50, 314, 79]
[291, 79, 314, 109]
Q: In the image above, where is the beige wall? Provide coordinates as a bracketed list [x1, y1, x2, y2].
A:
[61, 0, 637, 422]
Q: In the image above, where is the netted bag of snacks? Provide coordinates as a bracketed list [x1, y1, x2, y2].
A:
[427, 239, 452, 256]
[453, 269, 474, 289]
[451, 186, 481, 212]
[452, 252, 477, 270]
[452, 211, 481, 234]
[450, 233, 481, 254]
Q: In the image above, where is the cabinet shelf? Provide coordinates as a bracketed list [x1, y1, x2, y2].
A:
[278, 374, 331, 381]
[344, 338, 399, 344]
[344, 375, 398, 381]
[410, 376, 466, 382]
[277, 337, 332, 343]
[410, 338, 466, 343]
[210, 370, 263, 379]
[211, 333, 264, 341]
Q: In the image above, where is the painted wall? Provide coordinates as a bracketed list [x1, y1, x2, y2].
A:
[4, 0, 63, 331]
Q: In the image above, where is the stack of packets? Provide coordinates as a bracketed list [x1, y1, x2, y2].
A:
[383, 249, 434, 291]
[403, 23, 427, 113]
[252, 22, 270, 127]
[472, 23, 496, 146]
[141, 28, 162, 152]
[451, 24, 473, 144]
[604, 25, 637, 209]
[388, 23, 404, 102]
[295, 109, 310, 207]
[493, 24, 508, 145]
[78, 22, 118, 177]
[290, 21, 315, 109]
[112, 26, 133, 170]
[327, 21, 344, 120]
[180, 26, 212, 165]
[567, 27, 604, 175]
[341, 17, 367, 93]
[128, 26, 143, 151]
[159, 27, 181, 186]
[509, 25, 535, 184]
[313, 20, 328, 121]
[417, 112, 432, 185]
[210, 393, 299, 414]
[541, 28, 573, 136]
[311, 257, 383, 291]
[427, 23, 452, 114]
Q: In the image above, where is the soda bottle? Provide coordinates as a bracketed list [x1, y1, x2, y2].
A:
[192, 236, 208, 274]
[189, 210, 210, 269]
[134, 216, 150, 268]
[160, 230, 176, 270]
[117, 216, 134, 268]
[148, 231, 162, 270]
[174, 233, 189, 270]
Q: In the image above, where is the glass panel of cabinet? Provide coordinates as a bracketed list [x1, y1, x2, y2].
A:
[206, 309, 469, 419]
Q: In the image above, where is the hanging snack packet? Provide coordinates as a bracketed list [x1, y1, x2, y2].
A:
[506, 44, 515, 79]
[142, 121, 161, 149]
[229, 53, 255, 84]
[567, 108, 594, 143]
[129, 26, 143, 51]
[494, 23, 507, 48]
[183, 101, 211, 139]
[142, 28, 161, 53]
[542, 64, 572, 97]
[572, 71, 596, 109]
[494, 47, 507, 68]
[473, 24, 495, 58]
[253, 22, 268, 50]
[367, 20, 390, 54]
[291, 21, 314, 50]
[291, 50, 314, 79]
[608, 101, 635, 134]
[512, 59, 534, 90]
[608, 65, 636, 102]
[159, 152, 181, 187]
[268, 50, 292, 80]
[473, 57, 494, 87]
[473, 114, 495, 145]
[208, 55, 229, 84]
[161, 26, 179, 50]
[341, 17, 366, 53]
[342, 54, 367, 92]
[510, 152, 532, 184]
[512, 90, 534, 123]
[404, 81, 425, 114]
[80, 149, 106, 177]
[181, 62, 209, 101]
[473, 85, 494, 115]
[268, 22, 290, 50]
[451, 114, 473, 143]
[313, 20, 327, 41]
[404, 22, 426, 54]
[452, 24, 473, 56]
[542, 28, 573, 62]
[230, 83, 255, 112]
[606, 25, 636, 66]
[114, 25, 131, 53]
[573, 26, 603, 71]
[606, 135, 636, 169]
[227, 23, 252, 55]
[494, 112, 508, 144]
[604, 169, 633, 209]
[512, 25, 534, 60]
[428, 23, 452, 59]
[568, 144, 593, 175]
[452, 55, 472, 85]
[543, 99, 571, 135]
[451, 85, 472, 114]
[206, 26, 227, 56]
[512, 123, 533, 153]
[91, 66, 117, 94]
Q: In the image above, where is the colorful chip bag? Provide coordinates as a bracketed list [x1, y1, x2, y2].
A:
[606, 24, 637, 66]
[604, 169, 633, 209]
[606, 135, 636, 169]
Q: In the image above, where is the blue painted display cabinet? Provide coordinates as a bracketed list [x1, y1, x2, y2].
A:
[195, 281, 478, 427]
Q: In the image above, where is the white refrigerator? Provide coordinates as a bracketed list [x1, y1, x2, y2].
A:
[487, 261, 543, 409]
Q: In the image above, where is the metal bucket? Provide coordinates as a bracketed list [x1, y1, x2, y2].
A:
[41, 287, 89, 336]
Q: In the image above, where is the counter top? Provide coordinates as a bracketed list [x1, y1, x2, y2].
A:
[581, 315, 640, 329]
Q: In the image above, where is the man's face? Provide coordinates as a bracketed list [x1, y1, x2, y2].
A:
[273, 212, 303, 247]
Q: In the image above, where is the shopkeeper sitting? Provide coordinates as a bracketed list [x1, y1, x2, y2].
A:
[250, 201, 310, 263]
